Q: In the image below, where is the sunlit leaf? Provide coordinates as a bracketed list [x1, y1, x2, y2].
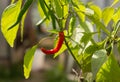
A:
[102, 7, 114, 26]
[23, 45, 38, 79]
[37, 1, 45, 19]
[85, 21, 94, 32]
[71, 27, 84, 48]
[8, 0, 34, 30]
[89, 5, 102, 20]
[74, 4, 86, 22]
[37, 0, 50, 26]
[87, 13, 110, 35]
[96, 54, 120, 82]
[54, 0, 63, 18]
[63, 4, 68, 17]
[61, 0, 70, 4]
[91, 49, 107, 79]
[111, 20, 120, 37]
[80, 33, 92, 46]
[68, 16, 76, 36]
[112, 7, 120, 24]
[11, 0, 15, 4]
[85, 8, 94, 16]
[54, 44, 67, 58]
[70, 45, 83, 63]
[61, 4, 69, 28]
[71, 0, 79, 8]
[82, 43, 103, 73]
[82, 45, 99, 72]
[38, 0, 49, 19]
[1, 0, 22, 47]
[111, 0, 119, 7]
[49, 10, 57, 29]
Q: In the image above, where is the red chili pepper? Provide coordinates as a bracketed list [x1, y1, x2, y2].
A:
[41, 31, 64, 55]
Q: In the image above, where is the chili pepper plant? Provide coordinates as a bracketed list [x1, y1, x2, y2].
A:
[1, 0, 120, 81]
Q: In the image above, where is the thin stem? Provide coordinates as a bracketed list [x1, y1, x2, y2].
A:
[111, 20, 120, 37]
[64, 38, 81, 68]
[90, 38, 97, 45]
[69, 38, 84, 49]
[63, 3, 81, 67]
[43, 0, 63, 30]
[38, 37, 54, 45]
[64, 13, 71, 30]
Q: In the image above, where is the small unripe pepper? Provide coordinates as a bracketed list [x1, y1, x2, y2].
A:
[41, 31, 64, 55]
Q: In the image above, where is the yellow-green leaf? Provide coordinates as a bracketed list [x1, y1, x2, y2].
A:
[54, 44, 67, 58]
[91, 49, 107, 79]
[37, 0, 50, 26]
[96, 54, 120, 81]
[54, 0, 63, 18]
[102, 7, 114, 26]
[89, 5, 102, 20]
[63, 4, 68, 18]
[112, 8, 120, 24]
[74, 4, 86, 22]
[111, 0, 119, 7]
[23, 45, 38, 79]
[11, 0, 15, 4]
[1, 0, 22, 47]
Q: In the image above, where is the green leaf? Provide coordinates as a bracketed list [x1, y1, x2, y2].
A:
[38, 0, 49, 19]
[23, 45, 38, 79]
[91, 49, 107, 79]
[85, 21, 94, 32]
[60, 0, 70, 5]
[68, 16, 76, 36]
[11, 0, 15, 4]
[85, 8, 94, 16]
[82, 44, 100, 73]
[111, 20, 120, 36]
[79, 20, 92, 33]
[37, 0, 46, 18]
[70, 45, 83, 63]
[87, 14, 110, 35]
[49, 10, 57, 29]
[89, 5, 102, 20]
[8, 0, 34, 30]
[54, 0, 63, 18]
[82, 42, 104, 73]
[1, 0, 22, 47]
[112, 7, 120, 24]
[63, 3, 68, 17]
[71, 27, 84, 48]
[80, 33, 93, 46]
[74, 4, 86, 22]
[111, 0, 119, 7]
[37, 2, 50, 26]
[96, 54, 120, 82]
[54, 44, 67, 58]
[102, 7, 114, 26]
[71, 0, 80, 8]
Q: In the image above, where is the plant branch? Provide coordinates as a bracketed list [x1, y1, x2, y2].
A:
[69, 38, 84, 49]
[43, 0, 63, 29]
[64, 38, 81, 68]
